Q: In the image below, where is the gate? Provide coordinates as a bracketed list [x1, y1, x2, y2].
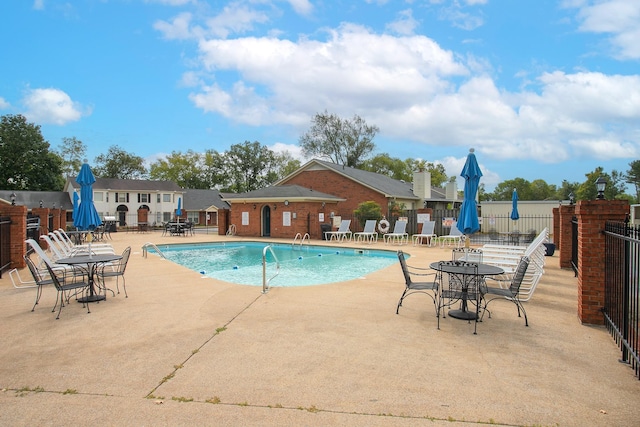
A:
[603, 220, 640, 379]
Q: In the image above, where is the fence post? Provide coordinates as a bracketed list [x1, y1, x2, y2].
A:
[575, 199, 629, 324]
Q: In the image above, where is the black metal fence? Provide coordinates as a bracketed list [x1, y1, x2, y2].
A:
[603, 220, 640, 380]
[0, 216, 12, 278]
[571, 216, 578, 277]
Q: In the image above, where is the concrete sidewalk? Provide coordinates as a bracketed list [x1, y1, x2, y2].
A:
[1, 231, 639, 426]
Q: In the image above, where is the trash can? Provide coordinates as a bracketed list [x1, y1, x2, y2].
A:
[320, 223, 332, 240]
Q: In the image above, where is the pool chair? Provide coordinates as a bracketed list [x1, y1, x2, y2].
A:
[396, 251, 439, 316]
[384, 220, 408, 245]
[353, 220, 378, 243]
[325, 219, 352, 242]
[480, 256, 530, 326]
[96, 246, 131, 298]
[412, 220, 437, 246]
[440, 222, 465, 248]
[43, 261, 91, 319]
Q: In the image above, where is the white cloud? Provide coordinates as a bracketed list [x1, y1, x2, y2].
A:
[0, 97, 10, 109]
[32, 0, 44, 10]
[21, 88, 88, 125]
[386, 9, 419, 36]
[286, 0, 313, 16]
[573, 0, 640, 59]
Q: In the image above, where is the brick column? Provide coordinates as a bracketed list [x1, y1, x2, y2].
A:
[558, 204, 576, 269]
[32, 208, 49, 234]
[575, 199, 629, 324]
[218, 208, 229, 236]
[2, 205, 28, 270]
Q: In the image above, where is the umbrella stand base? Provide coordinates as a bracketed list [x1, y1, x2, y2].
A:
[448, 309, 477, 321]
[78, 294, 106, 303]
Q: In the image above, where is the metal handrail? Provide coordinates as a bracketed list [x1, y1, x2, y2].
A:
[262, 245, 280, 294]
[292, 233, 310, 249]
[142, 242, 165, 259]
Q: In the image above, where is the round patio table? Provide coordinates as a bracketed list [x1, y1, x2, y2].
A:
[57, 254, 122, 303]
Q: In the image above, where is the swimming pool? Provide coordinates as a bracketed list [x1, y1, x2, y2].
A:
[150, 242, 399, 287]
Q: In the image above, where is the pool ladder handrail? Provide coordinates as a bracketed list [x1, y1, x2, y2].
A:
[292, 233, 310, 249]
[142, 242, 166, 259]
[262, 245, 280, 294]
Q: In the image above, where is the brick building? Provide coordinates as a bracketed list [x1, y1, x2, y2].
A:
[223, 159, 458, 239]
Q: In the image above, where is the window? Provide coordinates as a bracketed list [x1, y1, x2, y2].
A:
[116, 193, 128, 203]
[187, 212, 199, 224]
[139, 193, 150, 203]
[157, 193, 161, 203]
[163, 194, 172, 202]
[163, 212, 172, 222]
[93, 192, 104, 202]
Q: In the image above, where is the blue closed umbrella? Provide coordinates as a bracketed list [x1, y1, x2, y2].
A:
[176, 197, 182, 222]
[72, 191, 79, 221]
[74, 163, 102, 231]
[457, 148, 483, 235]
[511, 189, 520, 221]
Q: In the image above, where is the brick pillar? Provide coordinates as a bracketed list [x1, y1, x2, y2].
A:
[2, 205, 28, 270]
[32, 208, 49, 234]
[558, 204, 576, 269]
[218, 208, 229, 236]
[575, 199, 629, 324]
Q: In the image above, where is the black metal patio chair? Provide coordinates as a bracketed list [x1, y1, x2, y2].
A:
[395, 250, 439, 316]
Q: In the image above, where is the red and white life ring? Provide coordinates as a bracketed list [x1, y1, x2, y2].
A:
[378, 219, 390, 234]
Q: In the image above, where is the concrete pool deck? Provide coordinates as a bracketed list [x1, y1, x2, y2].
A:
[1, 231, 639, 426]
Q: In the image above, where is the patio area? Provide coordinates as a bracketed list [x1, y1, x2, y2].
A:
[1, 232, 639, 426]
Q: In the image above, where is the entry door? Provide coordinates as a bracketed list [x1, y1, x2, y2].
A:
[262, 206, 271, 237]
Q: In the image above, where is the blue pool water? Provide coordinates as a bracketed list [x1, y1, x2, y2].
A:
[150, 242, 399, 287]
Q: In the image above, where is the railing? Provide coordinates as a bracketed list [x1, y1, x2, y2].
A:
[0, 216, 11, 278]
[571, 216, 578, 277]
[292, 233, 310, 249]
[142, 242, 166, 259]
[262, 245, 280, 294]
[603, 220, 640, 380]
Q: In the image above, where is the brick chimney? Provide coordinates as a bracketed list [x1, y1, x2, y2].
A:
[412, 170, 431, 200]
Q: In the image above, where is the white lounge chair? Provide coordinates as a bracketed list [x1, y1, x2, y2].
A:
[353, 220, 378, 243]
[325, 220, 352, 242]
[412, 220, 437, 246]
[440, 222, 465, 248]
[384, 220, 408, 245]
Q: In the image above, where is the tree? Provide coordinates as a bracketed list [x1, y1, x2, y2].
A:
[353, 201, 382, 228]
[149, 150, 209, 189]
[56, 136, 87, 179]
[222, 141, 281, 193]
[299, 111, 378, 167]
[626, 160, 640, 203]
[93, 145, 148, 179]
[361, 154, 448, 186]
[575, 167, 627, 201]
[0, 114, 64, 191]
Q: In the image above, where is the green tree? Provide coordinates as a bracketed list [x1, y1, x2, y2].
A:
[353, 201, 382, 228]
[626, 160, 640, 203]
[576, 167, 627, 201]
[56, 136, 87, 179]
[361, 154, 448, 186]
[93, 145, 148, 179]
[299, 111, 378, 167]
[0, 114, 64, 191]
[222, 141, 280, 193]
[149, 150, 209, 189]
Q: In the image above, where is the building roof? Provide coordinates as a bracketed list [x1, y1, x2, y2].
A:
[0, 190, 74, 210]
[65, 178, 182, 192]
[223, 185, 345, 203]
[183, 189, 230, 211]
[277, 159, 421, 200]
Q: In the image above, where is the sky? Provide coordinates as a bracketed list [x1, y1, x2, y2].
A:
[1, 0, 639, 192]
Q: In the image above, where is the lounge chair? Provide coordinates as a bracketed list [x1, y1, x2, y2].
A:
[25, 239, 82, 276]
[384, 220, 409, 245]
[353, 220, 378, 243]
[412, 220, 437, 246]
[440, 222, 465, 248]
[324, 219, 352, 242]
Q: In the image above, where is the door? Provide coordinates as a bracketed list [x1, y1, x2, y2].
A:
[262, 206, 271, 237]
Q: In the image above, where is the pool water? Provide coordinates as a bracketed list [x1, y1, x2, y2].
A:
[152, 242, 399, 287]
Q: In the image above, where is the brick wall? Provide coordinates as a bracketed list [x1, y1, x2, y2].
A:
[558, 204, 575, 269]
[285, 170, 389, 219]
